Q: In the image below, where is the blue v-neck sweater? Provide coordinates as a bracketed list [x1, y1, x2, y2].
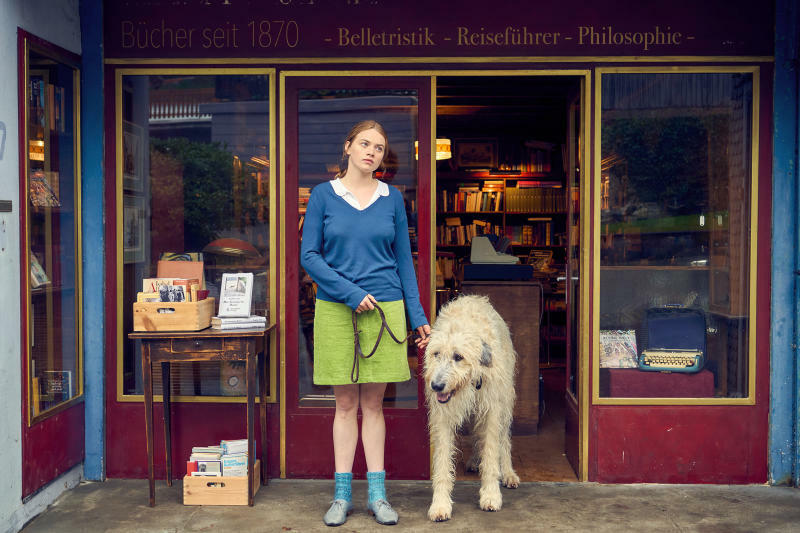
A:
[300, 181, 428, 329]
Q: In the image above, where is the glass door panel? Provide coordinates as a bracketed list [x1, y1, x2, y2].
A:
[284, 75, 432, 479]
[297, 88, 422, 409]
[26, 48, 81, 419]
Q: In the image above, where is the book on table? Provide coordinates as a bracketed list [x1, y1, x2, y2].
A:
[211, 314, 266, 329]
[217, 272, 254, 317]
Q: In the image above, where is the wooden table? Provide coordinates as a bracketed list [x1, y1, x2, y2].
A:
[129, 324, 276, 507]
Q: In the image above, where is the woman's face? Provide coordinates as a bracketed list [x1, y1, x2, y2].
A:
[345, 128, 386, 175]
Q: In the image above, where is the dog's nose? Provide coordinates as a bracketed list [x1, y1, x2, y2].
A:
[431, 381, 445, 392]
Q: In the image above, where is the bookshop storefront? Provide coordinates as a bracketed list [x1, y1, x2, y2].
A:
[99, 0, 773, 484]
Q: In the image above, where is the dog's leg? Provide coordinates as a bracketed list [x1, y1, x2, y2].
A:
[428, 409, 457, 522]
[478, 407, 504, 511]
[499, 423, 520, 488]
[464, 420, 481, 472]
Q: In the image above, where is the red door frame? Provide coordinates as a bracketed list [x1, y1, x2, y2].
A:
[282, 74, 433, 479]
[17, 29, 84, 499]
[588, 65, 773, 483]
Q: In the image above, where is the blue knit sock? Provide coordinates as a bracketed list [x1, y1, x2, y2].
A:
[333, 472, 352, 502]
[367, 470, 387, 503]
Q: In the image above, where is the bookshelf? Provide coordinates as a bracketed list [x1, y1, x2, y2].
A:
[432, 75, 584, 370]
[435, 144, 570, 368]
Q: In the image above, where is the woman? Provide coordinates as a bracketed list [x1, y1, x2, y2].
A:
[301, 120, 431, 526]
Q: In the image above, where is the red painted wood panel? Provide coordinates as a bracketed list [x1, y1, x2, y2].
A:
[106, 401, 280, 480]
[22, 407, 85, 494]
[287, 413, 430, 479]
[594, 406, 765, 483]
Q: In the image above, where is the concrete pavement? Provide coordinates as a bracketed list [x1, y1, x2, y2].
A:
[21, 478, 800, 532]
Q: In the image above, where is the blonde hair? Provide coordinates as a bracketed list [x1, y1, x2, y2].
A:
[334, 120, 389, 179]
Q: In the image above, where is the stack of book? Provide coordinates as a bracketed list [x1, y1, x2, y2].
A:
[211, 314, 267, 330]
[221, 439, 249, 477]
[187, 445, 223, 477]
[186, 440, 250, 477]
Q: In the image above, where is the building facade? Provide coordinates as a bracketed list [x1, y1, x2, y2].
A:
[1, 0, 798, 530]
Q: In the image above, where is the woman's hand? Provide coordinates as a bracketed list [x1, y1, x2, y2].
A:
[415, 324, 432, 350]
[356, 294, 377, 313]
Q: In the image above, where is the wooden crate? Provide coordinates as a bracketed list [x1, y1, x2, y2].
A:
[183, 459, 260, 505]
[133, 297, 215, 332]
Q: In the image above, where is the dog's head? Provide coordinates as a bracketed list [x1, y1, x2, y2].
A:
[423, 331, 492, 404]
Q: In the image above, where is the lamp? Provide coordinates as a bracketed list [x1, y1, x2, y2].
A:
[415, 139, 452, 160]
[203, 238, 262, 258]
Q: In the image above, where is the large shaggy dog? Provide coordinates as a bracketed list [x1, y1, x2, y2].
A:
[423, 294, 519, 522]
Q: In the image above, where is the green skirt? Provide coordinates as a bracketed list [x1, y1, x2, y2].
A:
[313, 299, 411, 385]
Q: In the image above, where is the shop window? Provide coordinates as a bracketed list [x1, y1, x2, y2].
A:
[118, 71, 275, 400]
[23, 45, 82, 421]
[296, 88, 420, 408]
[597, 70, 755, 400]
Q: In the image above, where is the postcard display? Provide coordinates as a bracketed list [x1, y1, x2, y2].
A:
[25, 52, 81, 418]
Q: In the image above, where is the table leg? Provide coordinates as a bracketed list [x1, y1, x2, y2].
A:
[247, 347, 256, 506]
[162, 361, 172, 487]
[259, 347, 268, 485]
[142, 344, 155, 507]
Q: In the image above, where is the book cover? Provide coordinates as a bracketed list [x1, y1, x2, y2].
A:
[195, 460, 222, 476]
[218, 272, 254, 318]
[29, 172, 61, 207]
[222, 453, 248, 477]
[30, 253, 50, 288]
[599, 330, 639, 369]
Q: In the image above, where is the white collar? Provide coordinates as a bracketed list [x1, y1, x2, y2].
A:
[331, 178, 389, 210]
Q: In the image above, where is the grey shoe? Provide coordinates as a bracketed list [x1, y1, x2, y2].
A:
[323, 499, 353, 527]
[367, 499, 399, 525]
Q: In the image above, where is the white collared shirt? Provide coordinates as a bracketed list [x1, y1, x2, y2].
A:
[331, 178, 389, 210]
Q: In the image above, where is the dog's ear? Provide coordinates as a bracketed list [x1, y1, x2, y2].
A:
[480, 341, 492, 367]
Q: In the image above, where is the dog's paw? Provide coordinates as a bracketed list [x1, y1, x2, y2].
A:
[465, 455, 480, 473]
[479, 487, 503, 512]
[428, 501, 452, 522]
[501, 471, 520, 488]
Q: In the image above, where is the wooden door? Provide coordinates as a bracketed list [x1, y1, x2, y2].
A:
[564, 87, 585, 479]
[283, 74, 433, 478]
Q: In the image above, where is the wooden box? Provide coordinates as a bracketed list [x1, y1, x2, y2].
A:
[133, 297, 215, 332]
[183, 459, 260, 506]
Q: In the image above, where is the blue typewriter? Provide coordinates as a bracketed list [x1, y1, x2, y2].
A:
[638, 306, 706, 373]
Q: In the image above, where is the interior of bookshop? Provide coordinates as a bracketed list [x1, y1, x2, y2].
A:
[433, 76, 581, 482]
[297, 75, 583, 482]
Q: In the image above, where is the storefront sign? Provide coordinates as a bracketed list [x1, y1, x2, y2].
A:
[105, 0, 773, 58]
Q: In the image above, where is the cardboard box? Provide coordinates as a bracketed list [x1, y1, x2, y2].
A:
[183, 459, 260, 506]
[133, 297, 215, 332]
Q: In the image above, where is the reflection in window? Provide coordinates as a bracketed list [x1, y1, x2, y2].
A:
[599, 72, 753, 399]
[26, 48, 81, 419]
[296, 90, 420, 408]
[121, 74, 271, 397]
